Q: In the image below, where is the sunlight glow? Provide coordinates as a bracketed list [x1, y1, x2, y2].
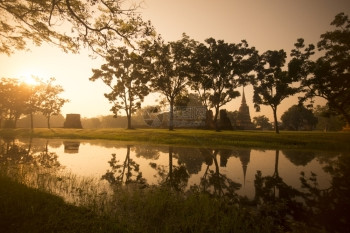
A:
[21, 75, 38, 86]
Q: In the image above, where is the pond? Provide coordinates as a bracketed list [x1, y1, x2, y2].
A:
[1, 137, 349, 232]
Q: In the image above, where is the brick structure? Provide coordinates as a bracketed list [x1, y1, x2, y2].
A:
[236, 88, 255, 130]
[63, 114, 83, 128]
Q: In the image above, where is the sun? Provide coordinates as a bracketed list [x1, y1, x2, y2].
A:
[18, 70, 45, 86]
[22, 75, 38, 86]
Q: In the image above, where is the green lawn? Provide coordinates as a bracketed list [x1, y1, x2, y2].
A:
[1, 128, 350, 151]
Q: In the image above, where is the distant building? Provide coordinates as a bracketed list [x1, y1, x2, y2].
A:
[236, 88, 255, 130]
[64, 114, 83, 128]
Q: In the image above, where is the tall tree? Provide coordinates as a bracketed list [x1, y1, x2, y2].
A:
[143, 34, 195, 130]
[301, 13, 350, 128]
[0, 0, 154, 55]
[191, 38, 254, 130]
[253, 50, 300, 134]
[39, 78, 69, 129]
[23, 77, 44, 130]
[90, 46, 151, 129]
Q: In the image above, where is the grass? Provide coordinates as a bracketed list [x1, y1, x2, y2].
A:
[0, 167, 286, 233]
[1, 128, 350, 151]
[0, 175, 124, 233]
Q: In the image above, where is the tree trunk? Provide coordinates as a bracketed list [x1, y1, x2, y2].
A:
[126, 112, 132, 129]
[30, 112, 34, 130]
[214, 106, 220, 131]
[169, 99, 174, 131]
[168, 146, 173, 186]
[47, 115, 51, 129]
[272, 107, 279, 134]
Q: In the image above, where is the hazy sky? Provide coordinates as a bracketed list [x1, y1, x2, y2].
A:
[1, 0, 349, 121]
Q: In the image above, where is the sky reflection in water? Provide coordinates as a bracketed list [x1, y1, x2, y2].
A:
[17, 138, 334, 200]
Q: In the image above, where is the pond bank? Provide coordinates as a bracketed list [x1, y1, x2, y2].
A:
[1, 128, 350, 151]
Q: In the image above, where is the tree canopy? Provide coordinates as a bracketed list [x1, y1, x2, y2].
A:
[281, 105, 318, 131]
[0, 0, 154, 55]
[142, 34, 196, 130]
[301, 12, 350, 127]
[90, 46, 151, 129]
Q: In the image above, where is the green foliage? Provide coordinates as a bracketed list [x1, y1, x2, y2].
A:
[281, 105, 318, 131]
[253, 115, 273, 130]
[313, 105, 346, 131]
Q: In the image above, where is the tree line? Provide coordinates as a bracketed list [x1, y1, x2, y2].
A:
[0, 77, 68, 129]
[1, 1, 349, 133]
[90, 13, 349, 133]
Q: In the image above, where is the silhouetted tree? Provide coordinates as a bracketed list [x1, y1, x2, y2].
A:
[300, 13, 350, 128]
[253, 50, 299, 133]
[0, 78, 31, 128]
[142, 34, 196, 130]
[191, 38, 252, 130]
[39, 78, 69, 129]
[90, 46, 151, 129]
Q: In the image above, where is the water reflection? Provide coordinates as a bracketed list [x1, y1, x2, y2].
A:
[63, 141, 80, 154]
[102, 145, 146, 187]
[1, 137, 349, 231]
[0, 137, 60, 169]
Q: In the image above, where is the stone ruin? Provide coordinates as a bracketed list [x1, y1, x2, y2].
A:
[219, 109, 233, 130]
[63, 114, 83, 128]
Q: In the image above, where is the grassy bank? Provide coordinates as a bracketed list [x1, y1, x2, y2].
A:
[0, 173, 285, 233]
[1, 128, 350, 150]
[0, 175, 123, 233]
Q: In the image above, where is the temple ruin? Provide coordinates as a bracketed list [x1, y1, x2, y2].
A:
[236, 88, 255, 130]
[63, 114, 83, 128]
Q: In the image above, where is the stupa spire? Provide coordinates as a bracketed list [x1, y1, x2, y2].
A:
[242, 86, 246, 104]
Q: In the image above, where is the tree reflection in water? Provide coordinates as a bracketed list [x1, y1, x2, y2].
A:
[254, 150, 350, 232]
[0, 137, 60, 170]
[2, 138, 350, 232]
[149, 146, 190, 191]
[254, 150, 306, 231]
[300, 153, 350, 233]
[102, 145, 147, 187]
[198, 148, 241, 201]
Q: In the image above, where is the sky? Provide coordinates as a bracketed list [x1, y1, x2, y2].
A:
[1, 0, 349, 121]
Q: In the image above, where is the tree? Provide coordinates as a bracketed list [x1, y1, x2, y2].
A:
[313, 105, 345, 131]
[143, 34, 196, 130]
[0, 78, 31, 128]
[253, 49, 300, 133]
[191, 38, 253, 130]
[0, 0, 154, 55]
[23, 77, 45, 130]
[90, 46, 151, 129]
[281, 105, 318, 131]
[39, 78, 69, 129]
[301, 13, 350, 128]
[252, 115, 273, 130]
